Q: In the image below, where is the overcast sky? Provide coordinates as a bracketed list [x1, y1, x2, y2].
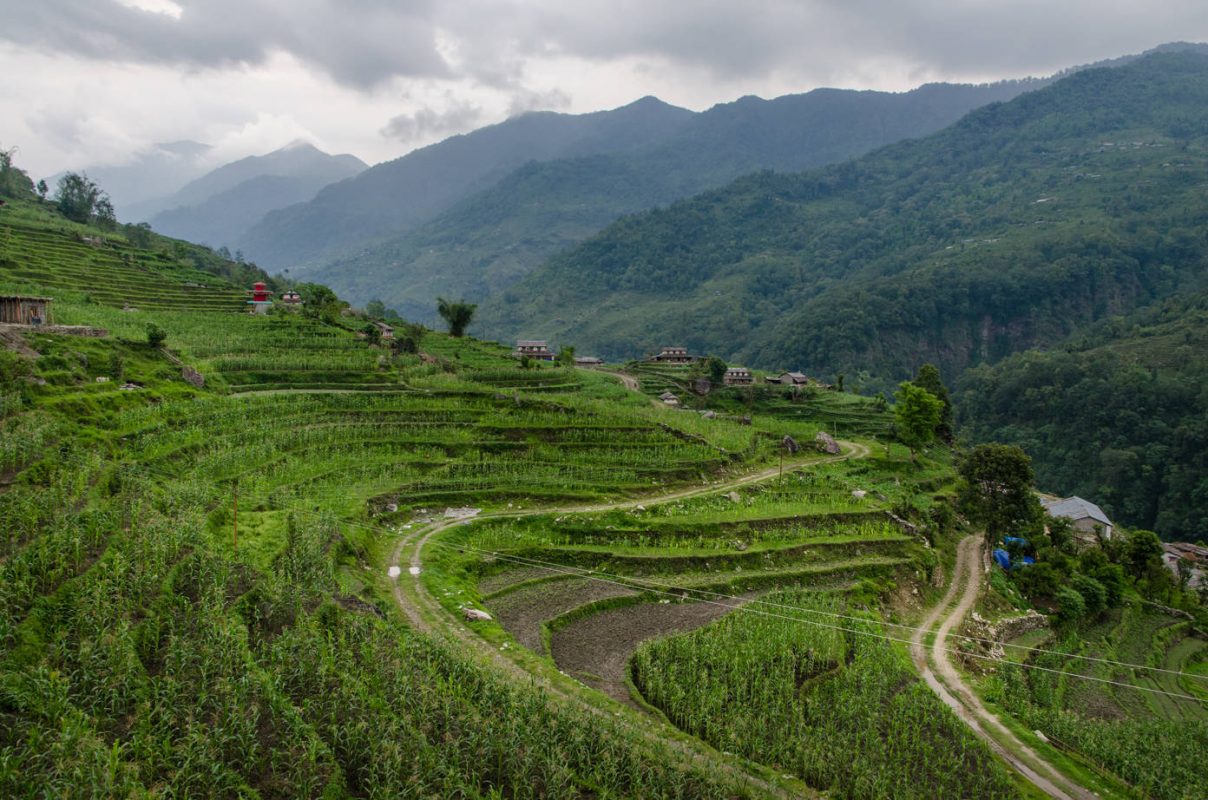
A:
[3, 0, 1208, 178]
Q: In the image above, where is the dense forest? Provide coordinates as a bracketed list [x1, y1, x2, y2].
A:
[957, 290, 1208, 540]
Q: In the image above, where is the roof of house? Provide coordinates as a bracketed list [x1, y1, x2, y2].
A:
[725, 367, 751, 374]
[1042, 496, 1112, 526]
[783, 371, 807, 380]
[0, 295, 53, 302]
[1164, 542, 1208, 560]
[516, 340, 549, 347]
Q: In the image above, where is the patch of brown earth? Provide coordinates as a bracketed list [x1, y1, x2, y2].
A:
[488, 577, 638, 653]
[478, 566, 561, 595]
[550, 595, 752, 707]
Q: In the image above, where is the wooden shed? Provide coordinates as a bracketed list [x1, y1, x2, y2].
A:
[0, 295, 52, 325]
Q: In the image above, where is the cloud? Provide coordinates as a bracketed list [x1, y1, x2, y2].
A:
[2, 0, 451, 89]
[506, 87, 571, 118]
[381, 100, 483, 143]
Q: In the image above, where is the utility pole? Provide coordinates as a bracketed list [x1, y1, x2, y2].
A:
[232, 479, 238, 551]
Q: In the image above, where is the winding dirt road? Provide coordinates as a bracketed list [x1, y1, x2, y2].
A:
[911, 535, 1094, 800]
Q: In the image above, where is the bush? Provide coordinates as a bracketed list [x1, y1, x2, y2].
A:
[1070, 573, 1107, 617]
[145, 323, 167, 348]
[1055, 586, 1086, 623]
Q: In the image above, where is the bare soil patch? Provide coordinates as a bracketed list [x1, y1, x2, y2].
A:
[488, 577, 638, 653]
[551, 595, 752, 707]
[478, 566, 555, 595]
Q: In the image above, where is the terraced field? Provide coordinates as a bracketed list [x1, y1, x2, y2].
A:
[991, 603, 1208, 799]
[414, 437, 1023, 799]
[0, 205, 244, 311]
[625, 360, 893, 438]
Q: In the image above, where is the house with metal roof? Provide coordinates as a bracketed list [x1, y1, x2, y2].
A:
[1042, 496, 1114, 545]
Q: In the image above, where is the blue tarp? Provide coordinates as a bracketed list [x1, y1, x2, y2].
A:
[993, 548, 1012, 570]
[1003, 536, 1029, 547]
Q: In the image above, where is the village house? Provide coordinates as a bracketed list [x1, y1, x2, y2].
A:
[280, 289, 302, 306]
[1161, 542, 1206, 590]
[659, 391, 680, 406]
[574, 356, 604, 367]
[372, 321, 394, 340]
[651, 346, 695, 364]
[765, 371, 809, 385]
[724, 367, 754, 386]
[1042, 496, 1114, 546]
[513, 340, 556, 361]
[0, 295, 52, 326]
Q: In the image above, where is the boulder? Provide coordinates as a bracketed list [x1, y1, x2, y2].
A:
[181, 365, 205, 388]
[462, 608, 493, 622]
[815, 431, 841, 455]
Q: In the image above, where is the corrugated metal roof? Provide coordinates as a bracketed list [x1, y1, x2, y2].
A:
[1042, 496, 1112, 526]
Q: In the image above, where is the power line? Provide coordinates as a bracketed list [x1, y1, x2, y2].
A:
[335, 514, 1207, 699]
[414, 537, 1206, 702]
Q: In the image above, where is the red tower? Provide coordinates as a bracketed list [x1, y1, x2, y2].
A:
[247, 282, 274, 314]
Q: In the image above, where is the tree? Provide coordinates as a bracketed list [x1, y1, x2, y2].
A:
[914, 364, 953, 442]
[701, 355, 727, 385]
[146, 323, 167, 348]
[365, 299, 386, 319]
[361, 323, 381, 346]
[0, 146, 34, 199]
[35, 179, 48, 200]
[957, 443, 1041, 541]
[55, 172, 106, 223]
[558, 345, 575, 367]
[893, 381, 942, 461]
[436, 297, 476, 337]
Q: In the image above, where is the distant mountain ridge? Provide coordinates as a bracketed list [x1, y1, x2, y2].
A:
[299, 79, 1045, 318]
[46, 140, 213, 220]
[147, 142, 366, 250]
[237, 97, 698, 271]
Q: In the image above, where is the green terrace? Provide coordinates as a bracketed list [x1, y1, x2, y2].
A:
[0, 207, 245, 312]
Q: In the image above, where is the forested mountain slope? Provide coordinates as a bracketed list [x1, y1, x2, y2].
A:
[479, 51, 1208, 383]
[308, 80, 1040, 319]
[957, 289, 1208, 540]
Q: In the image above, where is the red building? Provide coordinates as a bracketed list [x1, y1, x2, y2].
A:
[247, 282, 274, 314]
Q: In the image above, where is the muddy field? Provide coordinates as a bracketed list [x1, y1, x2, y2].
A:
[550, 597, 751, 706]
[487, 576, 638, 652]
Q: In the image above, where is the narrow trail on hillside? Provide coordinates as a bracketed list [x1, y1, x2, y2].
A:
[911, 535, 1095, 800]
[388, 443, 868, 799]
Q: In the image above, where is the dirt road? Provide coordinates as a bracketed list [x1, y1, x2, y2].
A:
[911, 535, 1094, 800]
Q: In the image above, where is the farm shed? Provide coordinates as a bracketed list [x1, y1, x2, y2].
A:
[281, 289, 302, 305]
[373, 321, 394, 340]
[1042, 496, 1113, 546]
[1162, 542, 1206, 589]
[723, 367, 753, 385]
[574, 356, 604, 366]
[766, 371, 809, 385]
[0, 295, 52, 325]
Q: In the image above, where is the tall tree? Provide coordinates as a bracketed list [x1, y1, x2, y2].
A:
[957, 443, 1041, 541]
[436, 297, 476, 337]
[914, 364, 953, 442]
[893, 381, 943, 462]
[55, 172, 106, 223]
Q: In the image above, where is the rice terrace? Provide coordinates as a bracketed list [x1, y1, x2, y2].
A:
[3, 17, 1208, 800]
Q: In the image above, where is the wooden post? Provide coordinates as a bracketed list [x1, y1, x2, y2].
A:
[232, 479, 238, 551]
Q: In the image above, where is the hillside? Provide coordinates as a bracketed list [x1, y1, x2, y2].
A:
[306, 80, 1041, 318]
[238, 96, 697, 270]
[146, 143, 366, 248]
[479, 51, 1208, 378]
[46, 140, 213, 220]
[957, 289, 1208, 540]
[3, 183, 1205, 799]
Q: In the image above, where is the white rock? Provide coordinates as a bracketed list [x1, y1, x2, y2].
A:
[463, 608, 492, 622]
[851, 489, 867, 500]
[409, 566, 421, 576]
[387, 566, 401, 578]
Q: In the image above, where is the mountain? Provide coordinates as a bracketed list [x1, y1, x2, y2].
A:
[46, 140, 212, 220]
[144, 142, 366, 250]
[311, 80, 1042, 321]
[478, 50, 1208, 382]
[237, 97, 697, 271]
